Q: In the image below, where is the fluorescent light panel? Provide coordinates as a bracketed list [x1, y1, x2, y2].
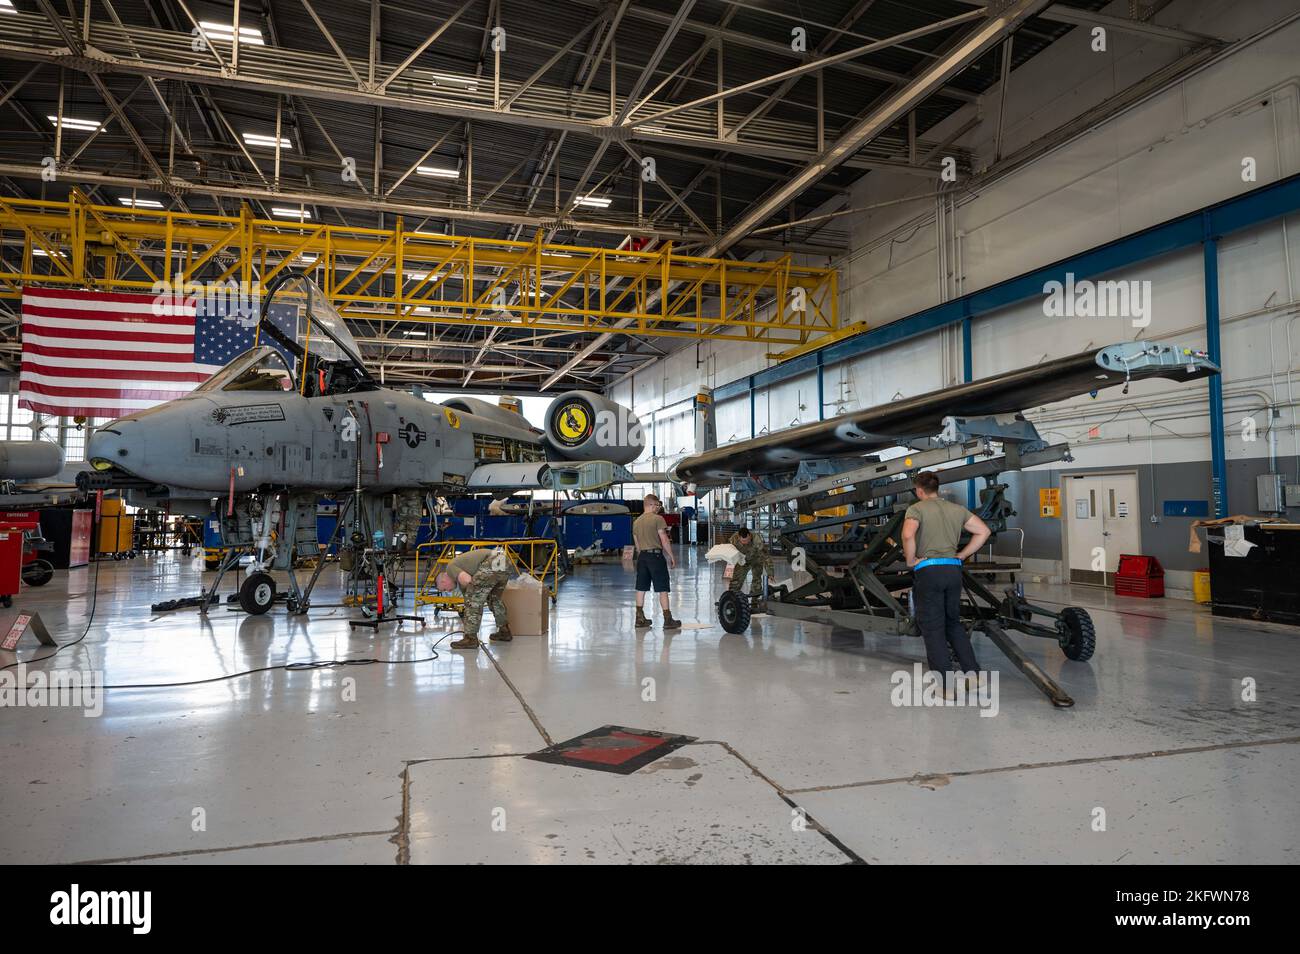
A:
[575, 195, 611, 208]
[416, 165, 459, 178]
[242, 132, 292, 149]
[47, 115, 101, 131]
[272, 207, 311, 219]
[200, 21, 265, 45]
[430, 73, 477, 90]
[118, 197, 164, 208]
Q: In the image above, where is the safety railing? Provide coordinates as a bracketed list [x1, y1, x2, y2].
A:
[414, 538, 561, 609]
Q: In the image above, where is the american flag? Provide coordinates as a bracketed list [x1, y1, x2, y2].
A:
[19, 286, 297, 419]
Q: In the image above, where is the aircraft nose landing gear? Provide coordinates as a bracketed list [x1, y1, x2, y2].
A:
[239, 572, 277, 615]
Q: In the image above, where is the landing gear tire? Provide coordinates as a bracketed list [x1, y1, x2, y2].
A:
[718, 589, 751, 634]
[22, 559, 55, 587]
[1058, 606, 1096, 661]
[239, 572, 276, 615]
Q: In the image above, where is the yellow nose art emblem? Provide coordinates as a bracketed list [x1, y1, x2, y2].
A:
[557, 403, 590, 443]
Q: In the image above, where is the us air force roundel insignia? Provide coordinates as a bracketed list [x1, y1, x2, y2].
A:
[400, 421, 427, 448]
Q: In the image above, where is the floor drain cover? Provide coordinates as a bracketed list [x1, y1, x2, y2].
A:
[526, 725, 696, 775]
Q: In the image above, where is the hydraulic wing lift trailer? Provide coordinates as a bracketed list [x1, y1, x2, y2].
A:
[717, 418, 1086, 707]
[704, 341, 1220, 707]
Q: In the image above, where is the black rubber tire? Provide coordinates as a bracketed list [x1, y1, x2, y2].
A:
[204, 559, 221, 571]
[717, 589, 752, 634]
[238, 572, 276, 615]
[1, 595, 11, 608]
[1058, 606, 1096, 661]
[22, 559, 55, 587]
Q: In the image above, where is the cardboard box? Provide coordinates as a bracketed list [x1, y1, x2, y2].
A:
[502, 577, 550, 636]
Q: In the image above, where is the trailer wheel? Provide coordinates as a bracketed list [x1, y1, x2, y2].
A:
[22, 559, 55, 587]
[717, 589, 751, 634]
[1058, 606, 1096, 661]
[239, 572, 276, 615]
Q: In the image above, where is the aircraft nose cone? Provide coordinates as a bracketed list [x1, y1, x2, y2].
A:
[88, 422, 138, 471]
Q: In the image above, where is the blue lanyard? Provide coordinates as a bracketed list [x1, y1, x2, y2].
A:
[914, 557, 962, 571]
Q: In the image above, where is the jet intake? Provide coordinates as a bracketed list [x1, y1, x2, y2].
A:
[544, 390, 644, 465]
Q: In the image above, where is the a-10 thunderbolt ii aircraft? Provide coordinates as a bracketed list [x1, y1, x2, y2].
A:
[78, 272, 645, 615]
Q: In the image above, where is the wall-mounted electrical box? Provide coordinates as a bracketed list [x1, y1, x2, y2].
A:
[1257, 474, 1286, 513]
[1285, 484, 1300, 509]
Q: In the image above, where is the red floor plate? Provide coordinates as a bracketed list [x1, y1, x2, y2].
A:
[526, 725, 696, 775]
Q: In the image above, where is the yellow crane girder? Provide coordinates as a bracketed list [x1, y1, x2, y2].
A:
[0, 193, 839, 345]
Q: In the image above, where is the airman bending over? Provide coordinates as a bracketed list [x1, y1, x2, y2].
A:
[436, 547, 513, 650]
[727, 527, 771, 596]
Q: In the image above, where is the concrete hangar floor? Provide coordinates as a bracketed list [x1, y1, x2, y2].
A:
[2, 548, 1297, 865]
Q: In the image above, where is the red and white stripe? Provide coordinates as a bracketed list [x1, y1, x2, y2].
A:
[19, 287, 209, 419]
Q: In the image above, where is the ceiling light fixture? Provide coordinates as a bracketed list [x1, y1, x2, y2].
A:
[243, 132, 292, 149]
[199, 21, 266, 45]
[47, 115, 101, 132]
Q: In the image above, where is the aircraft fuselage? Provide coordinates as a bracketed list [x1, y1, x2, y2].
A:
[87, 385, 543, 499]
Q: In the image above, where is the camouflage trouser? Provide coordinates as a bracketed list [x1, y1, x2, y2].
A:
[461, 567, 511, 637]
[729, 558, 769, 593]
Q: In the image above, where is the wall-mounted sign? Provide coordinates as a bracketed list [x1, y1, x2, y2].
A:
[1039, 488, 1061, 518]
[1163, 499, 1209, 518]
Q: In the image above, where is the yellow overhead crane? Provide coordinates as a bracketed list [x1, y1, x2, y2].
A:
[0, 192, 839, 346]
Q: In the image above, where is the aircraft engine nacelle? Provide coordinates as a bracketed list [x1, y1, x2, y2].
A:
[544, 390, 644, 465]
[441, 397, 541, 436]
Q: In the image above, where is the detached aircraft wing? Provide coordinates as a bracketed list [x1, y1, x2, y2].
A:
[672, 341, 1218, 486]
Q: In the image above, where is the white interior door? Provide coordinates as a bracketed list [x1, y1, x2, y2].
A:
[1064, 473, 1141, 586]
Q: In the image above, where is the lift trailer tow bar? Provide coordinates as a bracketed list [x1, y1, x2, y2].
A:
[716, 421, 1095, 708]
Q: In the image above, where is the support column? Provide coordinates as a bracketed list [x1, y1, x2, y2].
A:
[749, 387, 756, 440]
[962, 316, 975, 510]
[1204, 221, 1227, 517]
[816, 353, 825, 421]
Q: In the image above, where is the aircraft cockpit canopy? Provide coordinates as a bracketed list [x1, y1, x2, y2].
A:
[254, 273, 377, 397]
[195, 347, 295, 394]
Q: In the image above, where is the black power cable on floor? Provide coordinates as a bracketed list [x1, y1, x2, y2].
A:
[2, 552, 467, 687]
[94, 629, 463, 690]
[1, 552, 102, 673]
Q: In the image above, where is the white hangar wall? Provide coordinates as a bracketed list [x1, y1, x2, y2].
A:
[611, 0, 1300, 587]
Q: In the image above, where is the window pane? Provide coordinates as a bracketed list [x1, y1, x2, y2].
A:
[62, 428, 86, 462]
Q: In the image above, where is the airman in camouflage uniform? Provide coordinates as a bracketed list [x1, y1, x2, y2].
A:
[436, 547, 513, 650]
[727, 528, 771, 594]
